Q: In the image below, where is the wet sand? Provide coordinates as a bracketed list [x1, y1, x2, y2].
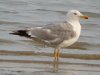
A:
[0, 50, 100, 75]
[0, 61, 100, 75]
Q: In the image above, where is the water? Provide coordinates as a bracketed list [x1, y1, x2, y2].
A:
[0, 0, 100, 75]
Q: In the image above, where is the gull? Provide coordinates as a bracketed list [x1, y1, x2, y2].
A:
[10, 10, 88, 72]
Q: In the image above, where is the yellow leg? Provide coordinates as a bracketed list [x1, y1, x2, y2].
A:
[57, 48, 60, 71]
[53, 48, 57, 72]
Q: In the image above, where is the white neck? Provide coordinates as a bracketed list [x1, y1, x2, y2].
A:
[66, 17, 81, 38]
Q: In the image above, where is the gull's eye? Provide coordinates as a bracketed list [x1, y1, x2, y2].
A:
[73, 13, 77, 15]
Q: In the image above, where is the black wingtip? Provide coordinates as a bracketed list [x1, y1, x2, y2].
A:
[10, 30, 30, 37]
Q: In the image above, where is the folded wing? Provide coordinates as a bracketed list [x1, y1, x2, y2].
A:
[28, 22, 76, 46]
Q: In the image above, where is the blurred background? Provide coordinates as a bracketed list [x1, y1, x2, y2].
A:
[0, 0, 100, 75]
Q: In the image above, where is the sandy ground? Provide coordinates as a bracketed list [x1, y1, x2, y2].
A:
[0, 62, 100, 75]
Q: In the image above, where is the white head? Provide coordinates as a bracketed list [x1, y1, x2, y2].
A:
[66, 10, 88, 22]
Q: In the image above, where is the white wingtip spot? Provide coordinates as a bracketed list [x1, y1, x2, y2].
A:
[44, 29, 51, 33]
[36, 27, 42, 29]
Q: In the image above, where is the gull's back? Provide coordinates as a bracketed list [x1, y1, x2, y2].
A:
[27, 21, 76, 47]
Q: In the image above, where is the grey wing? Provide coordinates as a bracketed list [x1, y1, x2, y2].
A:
[28, 22, 76, 46]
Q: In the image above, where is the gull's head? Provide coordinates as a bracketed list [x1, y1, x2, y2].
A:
[66, 10, 88, 21]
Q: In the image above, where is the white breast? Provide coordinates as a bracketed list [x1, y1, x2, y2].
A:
[59, 21, 81, 48]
